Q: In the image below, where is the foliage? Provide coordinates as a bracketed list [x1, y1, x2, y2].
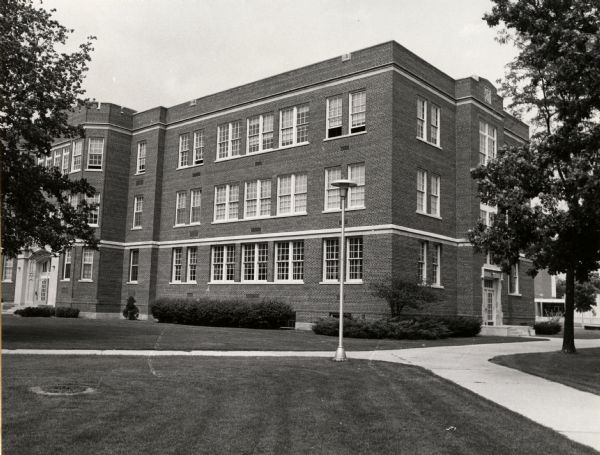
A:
[534, 321, 562, 335]
[556, 272, 600, 313]
[14, 306, 55, 317]
[0, 0, 98, 258]
[55, 307, 79, 318]
[151, 298, 294, 329]
[471, 0, 600, 353]
[370, 278, 439, 317]
[122, 296, 140, 320]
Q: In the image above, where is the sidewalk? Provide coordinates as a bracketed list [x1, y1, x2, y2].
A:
[4, 337, 600, 452]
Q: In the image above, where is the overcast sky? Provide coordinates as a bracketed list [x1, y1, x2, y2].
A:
[43, 0, 517, 113]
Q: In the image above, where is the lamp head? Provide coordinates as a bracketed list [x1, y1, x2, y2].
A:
[331, 179, 358, 198]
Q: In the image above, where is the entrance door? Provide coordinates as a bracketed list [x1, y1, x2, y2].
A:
[483, 278, 496, 326]
[37, 260, 50, 304]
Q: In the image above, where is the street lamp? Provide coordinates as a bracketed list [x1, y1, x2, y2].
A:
[330, 179, 357, 362]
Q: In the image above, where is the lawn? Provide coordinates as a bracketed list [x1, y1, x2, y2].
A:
[1, 315, 542, 351]
[3, 355, 596, 455]
[490, 347, 600, 396]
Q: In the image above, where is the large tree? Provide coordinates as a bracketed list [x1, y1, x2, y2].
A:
[469, 0, 600, 353]
[1, 0, 98, 259]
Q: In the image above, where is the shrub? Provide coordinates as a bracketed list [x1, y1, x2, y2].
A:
[14, 305, 55, 317]
[312, 317, 451, 340]
[122, 296, 140, 320]
[151, 298, 294, 329]
[407, 315, 481, 337]
[55, 307, 80, 318]
[370, 278, 439, 317]
[534, 320, 562, 335]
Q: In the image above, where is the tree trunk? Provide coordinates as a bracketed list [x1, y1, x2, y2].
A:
[562, 268, 576, 354]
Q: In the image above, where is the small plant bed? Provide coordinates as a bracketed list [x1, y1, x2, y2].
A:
[490, 347, 600, 396]
[14, 306, 79, 318]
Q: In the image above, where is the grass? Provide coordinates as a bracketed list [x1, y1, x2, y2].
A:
[1, 315, 543, 351]
[491, 347, 600, 396]
[3, 355, 597, 455]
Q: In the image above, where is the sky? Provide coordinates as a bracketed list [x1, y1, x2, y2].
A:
[43, 0, 517, 113]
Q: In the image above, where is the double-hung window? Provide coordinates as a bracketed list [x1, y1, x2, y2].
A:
[416, 169, 440, 217]
[349, 91, 366, 134]
[242, 243, 268, 282]
[53, 150, 62, 168]
[129, 250, 139, 282]
[509, 262, 520, 294]
[87, 138, 104, 170]
[175, 191, 187, 226]
[418, 241, 427, 284]
[479, 203, 497, 227]
[214, 184, 239, 221]
[348, 163, 365, 209]
[193, 130, 204, 165]
[479, 121, 497, 165]
[324, 167, 342, 211]
[212, 245, 235, 281]
[137, 142, 146, 174]
[417, 98, 427, 140]
[86, 194, 101, 226]
[245, 179, 271, 218]
[2, 256, 13, 281]
[81, 249, 94, 280]
[277, 173, 307, 215]
[416, 98, 441, 146]
[61, 147, 70, 174]
[133, 195, 143, 228]
[247, 113, 274, 153]
[178, 133, 190, 168]
[275, 241, 304, 282]
[432, 244, 441, 286]
[326, 96, 343, 138]
[171, 248, 183, 282]
[62, 249, 71, 280]
[187, 247, 197, 283]
[429, 104, 440, 145]
[323, 237, 363, 282]
[280, 105, 309, 147]
[217, 121, 241, 160]
[189, 189, 202, 224]
[71, 140, 83, 172]
[346, 237, 363, 281]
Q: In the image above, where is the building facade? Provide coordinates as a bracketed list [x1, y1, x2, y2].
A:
[1, 41, 534, 327]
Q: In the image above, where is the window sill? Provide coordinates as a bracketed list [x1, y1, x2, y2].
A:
[211, 212, 307, 224]
[323, 131, 367, 142]
[240, 280, 269, 284]
[208, 281, 236, 284]
[135, 171, 146, 176]
[319, 280, 363, 285]
[78, 279, 93, 283]
[215, 142, 309, 163]
[509, 293, 522, 297]
[322, 206, 365, 214]
[131, 227, 142, 231]
[173, 223, 202, 229]
[416, 211, 442, 220]
[88, 224, 99, 228]
[176, 163, 204, 170]
[2, 280, 13, 283]
[126, 281, 138, 285]
[85, 168, 103, 172]
[430, 284, 444, 289]
[70, 169, 82, 174]
[59, 279, 70, 282]
[416, 136, 442, 150]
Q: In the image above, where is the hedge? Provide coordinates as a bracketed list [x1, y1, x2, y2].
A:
[14, 306, 56, 317]
[55, 307, 80, 318]
[534, 320, 562, 335]
[151, 298, 294, 329]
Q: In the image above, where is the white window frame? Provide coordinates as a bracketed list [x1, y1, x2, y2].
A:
[136, 141, 146, 174]
[193, 130, 204, 165]
[418, 241, 427, 285]
[86, 138, 104, 170]
[242, 243, 268, 282]
[129, 249, 139, 283]
[171, 248, 183, 283]
[71, 140, 83, 172]
[213, 184, 239, 222]
[322, 237, 363, 283]
[2, 256, 13, 282]
[349, 90, 366, 134]
[217, 121, 241, 160]
[347, 163, 365, 209]
[178, 133, 190, 168]
[244, 179, 271, 219]
[326, 96, 343, 138]
[277, 173, 307, 215]
[247, 113, 274, 154]
[429, 104, 440, 146]
[81, 248, 94, 281]
[279, 105, 309, 148]
[346, 237, 363, 282]
[175, 191, 187, 226]
[53, 150, 62, 168]
[189, 189, 202, 224]
[61, 146, 70, 174]
[416, 170, 441, 217]
[274, 241, 304, 282]
[432, 244, 441, 286]
[86, 194, 101, 227]
[509, 262, 520, 295]
[211, 245, 236, 282]
[479, 121, 497, 165]
[479, 203, 497, 227]
[187, 247, 198, 283]
[62, 249, 71, 281]
[417, 98, 427, 140]
[324, 166, 342, 211]
[133, 195, 143, 229]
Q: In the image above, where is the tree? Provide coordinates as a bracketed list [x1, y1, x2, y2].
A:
[370, 278, 439, 318]
[469, 0, 600, 353]
[556, 272, 600, 313]
[0, 0, 98, 258]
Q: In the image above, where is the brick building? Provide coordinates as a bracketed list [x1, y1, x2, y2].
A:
[2, 41, 534, 327]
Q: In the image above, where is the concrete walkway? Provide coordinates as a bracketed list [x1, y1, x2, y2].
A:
[4, 337, 600, 452]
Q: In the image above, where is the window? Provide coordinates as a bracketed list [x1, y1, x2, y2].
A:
[87, 138, 104, 170]
[432, 244, 441, 286]
[280, 105, 309, 147]
[217, 121, 241, 160]
[71, 140, 83, 172]
[61, 147, 70, 174]
[348, 163, 365, 209]
[133, 195, 143, 228]
[479, 121, 497, 165]
[323, 238, 363, 282]
[62, 249, 71, 280]
[212, 245, 235, 281]
[190, 189, 202, 224]
[187, 247, 197, 282]
[350, 91, 366, 134]
[247, 114, 274, 153]
[418, 241, 427, 284]
[277, 173, 307, 215]
[2, 256, 13, 281]
[509, 262, 520, 294]
[429, 104, 440, 146]
[53, 150, 62, 168]
[137, 142, 146, 174]
[81, 248, 94, 280]
[242, 243, 268, 282]
[417, 98, 441, 146]
[417, 98, 427, 140]
[129, 250, 139, 282]
[86, 194, 100, 226]
[175, 191, 187, 226]
[245, 179, 271, 218]
[347, 237, 363, 281]
[324, 167, 341, 211]
[178, 133, 190, 168]
[214, 184, 239, 221]
[171, 248, 183, 282]
[416, 170, 440, 216]
[275, 241, 304, 282]
[193, 130, 204, 165]
[479, 203, 497, 227]
[326, 96, 343, 138]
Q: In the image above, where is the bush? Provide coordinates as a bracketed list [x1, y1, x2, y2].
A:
[122, 296, 140, 320]
[55, 307, 80, 318]
[409, 315, 481, 337]
[14, 305, 55, 317]
[534, 320, 562, 335]
[151, 298, 294, 329]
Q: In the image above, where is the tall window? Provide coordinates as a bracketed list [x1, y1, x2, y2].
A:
[429, 104, 440, 145]
[62, 249, 71, 280]
[349, 91, 366, 134]
[53, 150, 62, 168]
[346, 237, 363, 281]
[324, 166, 341, 211]
[509, 262, 520, 294]
[275, 241, 304, 282]
[214, 184, 239, 221]
[242, 243, 268, 282]
[416, 170, 440, 217]
[61, 147, 70, 174]
[479, 203, 497, 227]
[133, 195, 143, 228]
[432, 244, 441, 286]
[187, 247, 197, 282]
[86, 194, 101, 226]
[175, 191, 187, 225]
[190, 189, 202, 224]
[81, 248, 94, 280]
[416, 98, 441, 146]
[2, 256, 13, 281]
[137, 141, 146, 174]
[178, 133, 190, 168]
[280, 105, 309, 147]
[277, 173, 307, 215]
[172, 248, 183, 282]
[323, 238, 363, 282]
[348, 163, 365, 209]
[245, 179, 271, 218]
[217, 121, 241, 160]
[71, 140, 83, 172]
[417, 98, 427, 140]
[212, 245, 235, 281]
[323, 238, 340, 281]
[193, 130, 204, 165]
[418, 241, 427, 284]
[129, 249, 139, 282]
[87, 138, 104, 170]
[247, 113, 274, 153]
[326, 96, 343, 138]
[479, 121, 497, 165]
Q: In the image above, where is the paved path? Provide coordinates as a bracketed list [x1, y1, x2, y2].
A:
[5, 337, 600, 452]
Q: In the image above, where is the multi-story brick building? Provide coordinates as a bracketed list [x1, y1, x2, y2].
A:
[2, 41, 534, 328]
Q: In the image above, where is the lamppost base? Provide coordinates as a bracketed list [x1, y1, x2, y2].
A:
[332, 347, 347, 362]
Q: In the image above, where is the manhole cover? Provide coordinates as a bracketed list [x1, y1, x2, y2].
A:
[30, 384, 96, 396]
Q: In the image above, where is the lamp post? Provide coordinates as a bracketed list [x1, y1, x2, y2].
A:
[330, 179, 357, 362]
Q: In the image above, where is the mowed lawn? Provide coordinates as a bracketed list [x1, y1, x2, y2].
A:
[1, 315, 542, 351]
[4, 355, 597, 455]
[491, 347, 600, 396]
